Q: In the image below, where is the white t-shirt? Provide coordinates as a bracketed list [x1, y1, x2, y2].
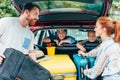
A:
[0, 17, 34, 54]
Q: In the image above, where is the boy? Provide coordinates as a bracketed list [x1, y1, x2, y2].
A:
[76, 30, 100, 52]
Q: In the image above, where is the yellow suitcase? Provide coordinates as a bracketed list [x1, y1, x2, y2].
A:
[38, 54, 77, 80]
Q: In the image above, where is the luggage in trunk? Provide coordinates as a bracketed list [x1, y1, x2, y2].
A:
[73, 54, 96, 80]
[38, 54, 77, 80]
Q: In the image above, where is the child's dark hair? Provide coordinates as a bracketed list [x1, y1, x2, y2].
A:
[88, 30, 95, 35]
[63, 29, 67, 33]
[57, 29, 67, 33]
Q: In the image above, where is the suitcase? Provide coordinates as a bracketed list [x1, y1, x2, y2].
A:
[73, 54, 96, 80]
[38, 54, 77, 80]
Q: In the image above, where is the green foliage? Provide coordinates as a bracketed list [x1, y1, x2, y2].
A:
[114, 0, 120, 2]
[0, 0, 120, 20]
[109, 0, 120, 20]
[38, 1, 84, 10]
[0, 0, 18, 18]
[84, 1, 103, 14]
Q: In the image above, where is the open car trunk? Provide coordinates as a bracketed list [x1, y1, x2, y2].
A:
[11, 0, 113, 26]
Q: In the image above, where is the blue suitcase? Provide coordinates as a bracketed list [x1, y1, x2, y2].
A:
[73, 54, 96, 80]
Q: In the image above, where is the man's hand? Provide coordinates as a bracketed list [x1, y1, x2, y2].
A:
[28, 50, 36, 62]
[0, 54, 6, 65]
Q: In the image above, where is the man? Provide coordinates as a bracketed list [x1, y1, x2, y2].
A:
[43, 29, 76, 46]
[76, 30, 100, 52]
[0, 3, 40, 64]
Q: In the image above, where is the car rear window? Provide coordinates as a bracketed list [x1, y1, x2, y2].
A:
[34, 29, 88, 45]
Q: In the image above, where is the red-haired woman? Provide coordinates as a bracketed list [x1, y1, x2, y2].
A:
[78, 16, 120, 80]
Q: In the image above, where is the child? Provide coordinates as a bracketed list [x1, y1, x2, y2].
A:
[76, 30, 100, 52]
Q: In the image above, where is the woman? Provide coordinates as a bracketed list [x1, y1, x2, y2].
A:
[78, 16, 120, 80]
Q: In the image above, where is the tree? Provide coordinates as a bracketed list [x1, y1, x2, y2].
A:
[109, 0, 120, 20]
[0, 0, 18, 18]
[0, 0, 120, 20]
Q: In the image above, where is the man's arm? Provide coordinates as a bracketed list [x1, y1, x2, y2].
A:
[28, 33, 37, 61]
[0, 18, 8, 64]
[0, 18, 8, 54]
[29, 33, 35, 50]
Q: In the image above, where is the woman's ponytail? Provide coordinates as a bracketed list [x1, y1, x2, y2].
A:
[114, 20, 120, 43]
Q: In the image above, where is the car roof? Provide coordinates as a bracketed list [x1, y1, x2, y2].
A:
[11, 0, 113, 27]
